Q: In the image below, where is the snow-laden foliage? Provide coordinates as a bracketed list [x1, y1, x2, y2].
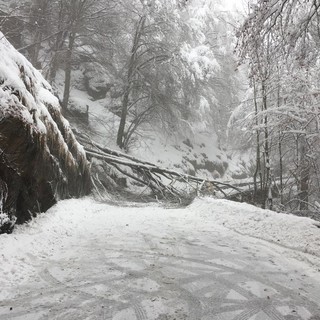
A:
[1, 0, 240, 151]
[234, 0, 320, 210]
[180, 44, 220, 81]
[0, 33, 91, 228]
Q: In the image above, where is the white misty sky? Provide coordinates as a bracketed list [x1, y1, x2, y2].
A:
[222, 0, 247, 12]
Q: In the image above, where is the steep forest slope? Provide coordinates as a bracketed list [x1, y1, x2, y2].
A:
[0, 0, 249, 206]
[60, 76, 232, 180]
[1, 0, 243, 178]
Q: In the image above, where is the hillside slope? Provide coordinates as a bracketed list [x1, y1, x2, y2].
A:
[55, 70, 242, 185]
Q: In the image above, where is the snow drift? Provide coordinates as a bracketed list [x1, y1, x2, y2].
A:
[0, 33, 91, 232]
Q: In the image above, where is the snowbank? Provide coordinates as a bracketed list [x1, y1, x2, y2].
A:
[190, 198, 320, 257]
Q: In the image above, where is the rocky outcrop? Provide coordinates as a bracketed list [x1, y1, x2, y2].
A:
[83, 62, 112, 100]
[0, 33, 91, 232]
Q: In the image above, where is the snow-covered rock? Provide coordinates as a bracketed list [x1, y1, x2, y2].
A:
[0, 33, 91, 230]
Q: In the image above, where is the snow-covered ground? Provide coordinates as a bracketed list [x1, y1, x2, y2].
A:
[1, 198, 320, 319]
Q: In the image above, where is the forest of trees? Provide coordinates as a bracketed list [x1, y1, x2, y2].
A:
[1, 0, 320, 215]
[0, 0, 238, 149]
[231, 0, 320, 211]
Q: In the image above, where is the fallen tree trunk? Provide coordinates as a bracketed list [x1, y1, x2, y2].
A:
[76, 132, 241, 203]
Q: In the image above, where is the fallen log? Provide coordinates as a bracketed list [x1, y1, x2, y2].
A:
[76, 132, 242, 202]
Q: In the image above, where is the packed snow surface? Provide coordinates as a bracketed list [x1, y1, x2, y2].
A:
[1, 197, 320, 319]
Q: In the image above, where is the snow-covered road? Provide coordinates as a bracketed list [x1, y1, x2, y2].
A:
[1, 198, 320, 319]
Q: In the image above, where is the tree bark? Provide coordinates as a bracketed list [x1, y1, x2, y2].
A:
[62, 31, 75, 110]
[253, 80, 262, 203]
[299, 137, 309, 210]
[261, 79, 271, 209]
[117, 16, 146, 149]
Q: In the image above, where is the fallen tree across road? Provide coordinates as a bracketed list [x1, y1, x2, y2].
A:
[76, 132, 242, 204]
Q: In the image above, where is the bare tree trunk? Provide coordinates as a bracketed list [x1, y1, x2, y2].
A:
[299, 137, 309, 210]
[117, 86, 130, 148]
[48, 32, 64, 82]
[62, 31, 75, 110]
[278, 135, 284, 204]
[28, 0, 49, 68]
[274, 67, 284, 205]
[262, 80, 271, 209]
[117, 16, 146, 149]
[253, 80, 262, 203]
[29, 30, 43, 68]
[49, 1, 66, 82]
[49, 31, 66, 82]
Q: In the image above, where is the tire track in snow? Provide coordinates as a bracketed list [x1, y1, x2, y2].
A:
[1, 206, 320, 319]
